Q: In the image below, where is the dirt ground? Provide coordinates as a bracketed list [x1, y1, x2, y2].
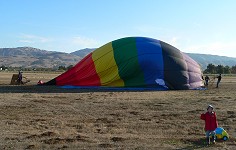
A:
[0, 72, 236, 150]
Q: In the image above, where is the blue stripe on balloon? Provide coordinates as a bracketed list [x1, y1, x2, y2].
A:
[135, 37, 164, 86]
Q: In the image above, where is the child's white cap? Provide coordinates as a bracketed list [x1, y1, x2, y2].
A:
[207, 105, 214, 110]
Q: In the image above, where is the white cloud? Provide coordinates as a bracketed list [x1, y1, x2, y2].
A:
[182, 41, 236, 57]
[72, 36, 100, 48]
[16, 34, 101, 52]
[18, 40, 34, 43]
[164, 37, 180, 47]
[18, 34, 52, 43]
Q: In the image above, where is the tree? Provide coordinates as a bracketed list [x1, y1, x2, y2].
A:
[231, 65, 236, 74]
[223, 65, 231, 74]
[204, 64, 216, 74]
[216, 65, 224, 74]
[58, 66, 66, 70]
[0, 65, 8, 70]
[67, 65, 74, 70]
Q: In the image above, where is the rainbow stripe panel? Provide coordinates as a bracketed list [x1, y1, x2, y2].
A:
[46, 37, 203, 90]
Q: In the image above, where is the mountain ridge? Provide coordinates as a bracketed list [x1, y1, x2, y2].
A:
[0, 47, 81, 68]
[0, 47, 236, 69]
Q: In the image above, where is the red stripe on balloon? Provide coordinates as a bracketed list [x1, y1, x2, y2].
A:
[56, 53, 101, 86]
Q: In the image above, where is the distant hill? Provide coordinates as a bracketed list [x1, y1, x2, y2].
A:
[187, 53, 236, 69]
[70, 48, 96, 58]
[0, 47, 81, 68]
[0, 47, 236, 70]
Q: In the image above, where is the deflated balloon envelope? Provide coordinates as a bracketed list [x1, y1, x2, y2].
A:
[46, 37, 203, 90]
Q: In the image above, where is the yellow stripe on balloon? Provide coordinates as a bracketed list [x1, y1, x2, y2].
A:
[92, 42, 124, 87]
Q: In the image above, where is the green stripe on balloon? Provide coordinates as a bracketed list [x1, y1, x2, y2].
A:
[112, 37, 145, 87]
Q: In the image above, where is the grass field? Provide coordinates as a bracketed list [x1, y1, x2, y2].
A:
[0, 72, 236, 149]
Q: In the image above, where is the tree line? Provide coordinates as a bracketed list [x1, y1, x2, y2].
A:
[1, 64, 236, 74]
[204, 64, 236, 74]
[0, 65, 74, 72]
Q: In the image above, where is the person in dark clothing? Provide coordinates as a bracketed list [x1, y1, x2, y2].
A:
[205, 75, 210, 86]
[17, 71, 23, 84]
[216, 74, 222, 88]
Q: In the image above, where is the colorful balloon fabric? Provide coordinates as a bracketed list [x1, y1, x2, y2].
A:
[45, 37, 203, 90]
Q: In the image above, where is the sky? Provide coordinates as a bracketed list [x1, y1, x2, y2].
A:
[0, 0, 236, 57]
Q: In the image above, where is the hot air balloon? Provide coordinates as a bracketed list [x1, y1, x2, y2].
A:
[45, 37, 203, 90]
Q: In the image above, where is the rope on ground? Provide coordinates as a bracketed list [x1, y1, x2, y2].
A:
[209, 76, 216, 87]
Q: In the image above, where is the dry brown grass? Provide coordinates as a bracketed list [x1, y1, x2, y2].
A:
[0, 72, 236, 149]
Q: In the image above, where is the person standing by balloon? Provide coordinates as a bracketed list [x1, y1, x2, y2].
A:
[17, 70, 23, 84]
[204, 75, 210, 86]
[216, 74, 222, 88]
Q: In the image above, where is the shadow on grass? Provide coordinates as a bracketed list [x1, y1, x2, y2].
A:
[177, 138, 207, 150]
[0, 85, 162, 93]
[178, 137, 236, 150]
